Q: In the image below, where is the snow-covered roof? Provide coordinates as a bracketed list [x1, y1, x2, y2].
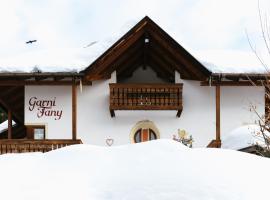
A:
[0, 18, 268, 75]
[0, 21, 135, 74]
[0, 47, 107, 73]
[0, 47, 267, 75]
[0, 120, 16, 134]
[194, 50, 269, 74]
[221, 124, 267, 150]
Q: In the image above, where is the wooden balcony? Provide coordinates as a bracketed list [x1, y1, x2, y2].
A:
[109, 83, 183, 117]
[0, 139, 82, 154]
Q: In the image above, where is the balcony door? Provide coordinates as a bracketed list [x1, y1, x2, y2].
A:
[134, 128, 157, 143]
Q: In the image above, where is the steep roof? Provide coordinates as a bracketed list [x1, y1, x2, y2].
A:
[82, 16, 211, 81]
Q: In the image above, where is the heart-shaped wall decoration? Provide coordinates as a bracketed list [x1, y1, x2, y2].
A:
[106, 138, 114, 146]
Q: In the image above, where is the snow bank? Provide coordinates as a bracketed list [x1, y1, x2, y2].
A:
[0, 139, 269, 200]
[0, 120, 16, 134]
[221, 124, 267, 150]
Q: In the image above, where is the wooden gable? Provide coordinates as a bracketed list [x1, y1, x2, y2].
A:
[82, 16, 211, 82]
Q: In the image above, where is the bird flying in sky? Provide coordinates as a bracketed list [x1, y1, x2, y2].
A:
[26, 40, 37, 44]
[83, 41, 97, 48]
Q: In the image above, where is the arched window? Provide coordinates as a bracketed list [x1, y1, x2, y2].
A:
[134, 128, 157, 143]
[130, 120, 160, 143]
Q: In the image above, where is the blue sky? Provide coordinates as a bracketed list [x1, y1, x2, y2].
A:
[0, 0, 269, 58]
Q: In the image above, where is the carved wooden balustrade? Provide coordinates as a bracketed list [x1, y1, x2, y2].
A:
[0, 139, 82, 154]
[109, 83, 183, 117]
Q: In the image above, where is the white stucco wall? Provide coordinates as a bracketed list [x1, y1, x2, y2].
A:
[24, 71, 265, 147]
[25, 86, 72, 139]
[220, 86, 264, 136]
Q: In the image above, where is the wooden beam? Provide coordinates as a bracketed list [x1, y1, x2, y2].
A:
[147, 27, 208, 80]
[72, 81, 77, 140]
[3, 87, 23, 101]
[117, 60, 143, 81]
[207, 139, 221, 148]
[0, 97, 23, 124]
[176, 110, 182, 118]
[211, 73, 268, 81]
[83, 18, 148, 75]
[147, 58, 174, 82]
[200, 81, 264, 86]
[216, 86, 221, 142]
[103, 46, 144, 79]
[147, 20, 210, 76]
[148, 37, 193, 79]
[0, 86, 19, 98]
[0, 80, 92, 86]
[147, 52, 175, 77]
[35, 77, 48, 81]
[8, 110, 12, 139]
[85, 27, 146, 80]
[143, 33, 149, 69]
[6, 91, 24, 104]
[53, 76, 65, 81]
[110, 110, 115, 118]
[98, 39, 144, 77]
[0, 72, 83, 78]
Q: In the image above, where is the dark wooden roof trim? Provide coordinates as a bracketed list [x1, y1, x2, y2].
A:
[0, 80, 91, 86]
[82, 16, 212, 81]
[82, 18, 149, 76]
[0, 72, 88, 85]
[84, 24, 146, 80]
[211, 73, 269, 80]
[148, 39, 192, 79]
[200, 80, 264, 86]
[0, 72, 84, 78]
[146, 18, 211, 78]
[99, 39, 144, 78]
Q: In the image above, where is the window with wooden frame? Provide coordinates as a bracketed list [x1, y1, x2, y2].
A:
[130, 120, 160, 143]
[134, 128, 157, 143]
[26, 125, 46, 140]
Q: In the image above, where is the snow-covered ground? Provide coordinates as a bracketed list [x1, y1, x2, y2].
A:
[222, 124, 267, 150]
[0, 139, 269, 200]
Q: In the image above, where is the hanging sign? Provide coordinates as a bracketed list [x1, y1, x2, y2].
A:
[28, 97, 63, 120]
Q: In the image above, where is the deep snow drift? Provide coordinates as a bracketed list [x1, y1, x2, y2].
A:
[222, 124, 267, 150]
[0, 139, 269, 200]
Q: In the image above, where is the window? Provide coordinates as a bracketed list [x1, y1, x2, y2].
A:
[34, 128, 45, 140]
[130, 120, 160, 143]
[26, 125, 45, 140]
[134, 128, 157, 143]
